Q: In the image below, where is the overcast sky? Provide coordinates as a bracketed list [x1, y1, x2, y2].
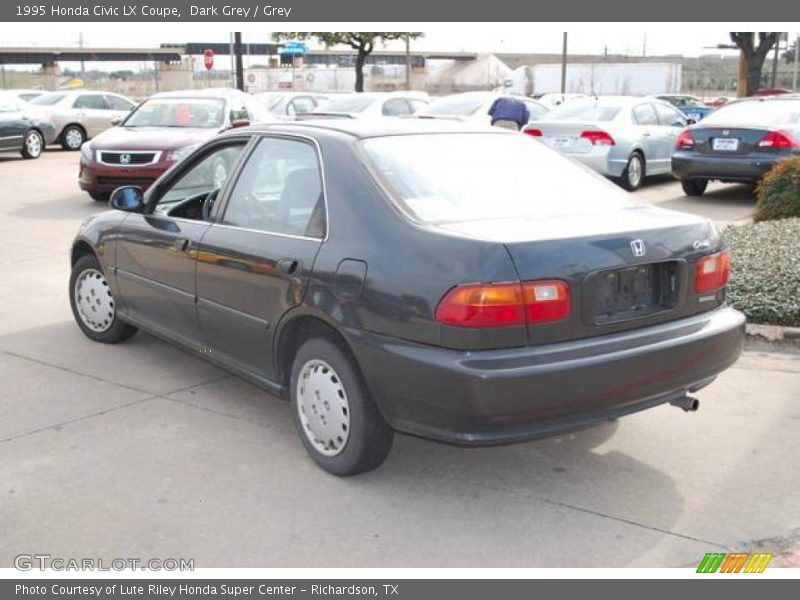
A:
[3, 25, 796, 71]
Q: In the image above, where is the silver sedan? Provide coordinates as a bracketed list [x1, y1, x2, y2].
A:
[26, 90, 136, 150]
[523, 96, 688, 190]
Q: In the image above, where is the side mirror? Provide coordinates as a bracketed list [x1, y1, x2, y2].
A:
[110, 117, 122, 126]
[109, 186, 144, 212]
[231, 119, 250, 129]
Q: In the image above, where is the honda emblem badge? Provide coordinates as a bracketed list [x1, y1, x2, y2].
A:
[630, 239, 646, 257]
[120, 153, 131, 164]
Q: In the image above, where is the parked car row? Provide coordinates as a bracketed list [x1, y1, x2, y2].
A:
[522, 94, 800, 195]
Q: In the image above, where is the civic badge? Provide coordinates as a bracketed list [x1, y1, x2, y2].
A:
[630, 239, 646, 257]
[120, 153, 131, 164]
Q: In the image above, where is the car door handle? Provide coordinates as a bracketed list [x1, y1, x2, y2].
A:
[173, 238, 190, 252]
[277, 258, 300, 275]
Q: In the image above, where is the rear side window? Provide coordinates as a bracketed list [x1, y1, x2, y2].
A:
[632, 104, 659, 125]
[74, 95, 108, 110]
[29, 93, 66, 106]
[222, 137, 325, 239]
[288, 96, 316, 116]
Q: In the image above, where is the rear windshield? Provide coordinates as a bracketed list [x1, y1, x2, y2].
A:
[29, 93, 67, 106]
[124, 97, 225, 128]
[315, 96, 374, 114]
[362, 133, 637, 224]
[701, 100, 800, 127]
[543, 102, 621, 122]
[422, 97, 485, 117]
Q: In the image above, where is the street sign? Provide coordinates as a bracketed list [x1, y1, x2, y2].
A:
[203, 49, 214, 71]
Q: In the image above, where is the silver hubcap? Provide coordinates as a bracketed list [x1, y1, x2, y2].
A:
[627, 156, 643, 187]
[296, 359, 350, 457]
[65, 128, 83, 149]
[26, 132, 42, 156]
[212, 162, 227, 188]
[74, 268, 115, 333]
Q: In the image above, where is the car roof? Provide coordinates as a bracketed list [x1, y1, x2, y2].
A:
[150, 88, 247, 100]
[229, 118, 505, 140]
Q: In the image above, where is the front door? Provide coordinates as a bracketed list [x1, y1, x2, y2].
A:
[114, 141, 248, 345]
[196, 135, 326, 379]
[72, 93, 117, 138]
[0, 99, 26, 150]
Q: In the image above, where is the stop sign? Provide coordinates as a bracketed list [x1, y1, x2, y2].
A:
[203, 49, 214, 71]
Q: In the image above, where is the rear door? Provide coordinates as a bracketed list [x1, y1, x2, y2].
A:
[195, 134, 326, 379]
[631, 103, 667, 170]
[73, 93, 115, 138]
[652, 103, 687, 173]
[0, 99, 26, 150]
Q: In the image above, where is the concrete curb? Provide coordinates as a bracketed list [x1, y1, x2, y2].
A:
[745, 323, 800, 355]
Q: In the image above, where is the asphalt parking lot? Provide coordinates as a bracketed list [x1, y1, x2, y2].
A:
[0, 150, 797, 568]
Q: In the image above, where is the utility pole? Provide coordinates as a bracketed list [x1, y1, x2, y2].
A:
[234, 32, 245, 91]
[794, 33, 799, 91]
[642, 33, 647, 58]
[78, 32, 85, 79]
[405, 34, 411, 91]
[560, 32, 568, 95]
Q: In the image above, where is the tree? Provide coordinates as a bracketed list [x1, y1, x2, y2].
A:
[272, 32, 423, 92]
[729, 32, 779, 96]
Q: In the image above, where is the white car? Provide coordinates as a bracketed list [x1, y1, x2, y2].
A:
[534, 93, 589, 108]
[308, 92, 429, 119]
[415, 92, 549, 126]
[256, 92, 332, 119]
[26, 90, 136, 150]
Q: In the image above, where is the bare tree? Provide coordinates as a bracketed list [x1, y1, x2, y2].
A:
[730, 32, 780, 96]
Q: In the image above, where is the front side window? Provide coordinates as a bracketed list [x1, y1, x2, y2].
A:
[106, 95, 134, 111]
[362, 133, 637, 225]
[222, 137, 325, 238]
[154, 144, 245, 215]
[655, 104, 687, 127]
[125, 98, 225, 128]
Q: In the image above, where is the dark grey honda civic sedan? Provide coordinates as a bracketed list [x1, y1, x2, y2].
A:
[69, 119, 745, 476]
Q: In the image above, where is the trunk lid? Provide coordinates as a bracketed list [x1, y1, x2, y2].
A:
[688, 125, 770, 156]
[435, 205, 720, 345]
[531, 121, 609, 153]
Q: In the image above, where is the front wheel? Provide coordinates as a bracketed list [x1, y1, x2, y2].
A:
[290, 337, 393, 476]
[618, 152, 645, 191]
[69, 254, 137, 343]
[21, 129, 44, 159]
[681, 178, 708, 196]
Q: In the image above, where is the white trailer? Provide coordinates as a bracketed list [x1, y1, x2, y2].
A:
[507, 62, 682, 96]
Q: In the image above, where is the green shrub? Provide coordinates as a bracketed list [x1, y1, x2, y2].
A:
[723, 218, 800, 326]
[755, 157, 800, 222]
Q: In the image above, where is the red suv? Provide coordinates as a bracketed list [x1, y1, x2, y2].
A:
[79, 88, 276, 201]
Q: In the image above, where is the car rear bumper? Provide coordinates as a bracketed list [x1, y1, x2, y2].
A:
[348, 306, 745, 445]
[672, 153, 783, 182]
[79, 162, 166, 192]
[557, 147, 626, 178]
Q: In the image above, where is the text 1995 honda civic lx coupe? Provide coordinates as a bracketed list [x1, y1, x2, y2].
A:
[69, 120, 745, 476]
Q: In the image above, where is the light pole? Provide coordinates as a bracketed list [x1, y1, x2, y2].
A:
[794, 33, 799, 91]
[560, 32, 568, 95]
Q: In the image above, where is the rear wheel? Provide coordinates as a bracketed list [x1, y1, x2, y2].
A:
[60, 125, 85, 151]
[681, 178, 708, 197]
[69, 254, 137, 343]
[21, 129, 44, 159]
[290, 337, 393, 476]
[618, 152, 645, 191]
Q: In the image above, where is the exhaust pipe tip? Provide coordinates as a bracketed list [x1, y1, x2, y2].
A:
[670, 395, 700, 412]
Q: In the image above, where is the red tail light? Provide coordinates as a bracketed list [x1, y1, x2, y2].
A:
[580, 130, 615, 146]
[756, 130, 797, 149]
[676, 130, 696, 149]
[694, 250, 730, 294]
[435, 280, 570, 328]
[524, 128, 543, 137]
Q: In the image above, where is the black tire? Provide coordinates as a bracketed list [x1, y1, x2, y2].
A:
[681, 178, 708, 197]
[69, 254, 137, 344]
[20, 129, 44, 159]
[618, 152, 645, 191]
[60, 125, 86, 151]
[290, 337, 393, 476]
[89, 191, 110, 203]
